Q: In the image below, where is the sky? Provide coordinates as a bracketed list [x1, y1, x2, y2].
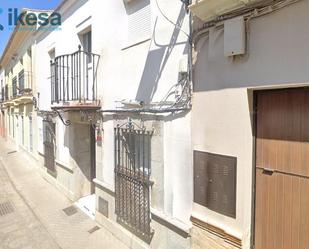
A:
[0, 0, 61, 57]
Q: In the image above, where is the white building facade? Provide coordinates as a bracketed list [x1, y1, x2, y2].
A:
[34, 0, 193, 248]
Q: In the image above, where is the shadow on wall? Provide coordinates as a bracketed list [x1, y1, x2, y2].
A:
[192, 0, 309, 93]
[135, 4, 188, 104]
[63, 122, 92, 198]
[124, 0, 150, 15]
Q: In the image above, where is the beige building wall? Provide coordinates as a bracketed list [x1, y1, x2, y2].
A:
[191, 0, 309, 248]
[1, 25, 37, 158]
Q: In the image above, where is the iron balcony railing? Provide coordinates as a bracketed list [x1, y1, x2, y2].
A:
[1, 87, 5, 103]
[1, 71, 33, 102]
[18, 70, 33, 96]
[4, 85, 9, 101]
[50, 46, 100, 105]
[12, 77, 17, 98]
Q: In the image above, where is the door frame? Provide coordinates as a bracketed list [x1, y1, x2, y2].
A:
[250, 90, 258, 249]
[251, 86, 309, 249]
[90, 124, 96, 194]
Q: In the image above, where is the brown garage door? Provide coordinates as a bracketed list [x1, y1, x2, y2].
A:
[255, 88, 309, 249]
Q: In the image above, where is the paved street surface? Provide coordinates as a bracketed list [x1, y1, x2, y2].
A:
[0, 139, 128, 249]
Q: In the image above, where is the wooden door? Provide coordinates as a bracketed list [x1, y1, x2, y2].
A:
[255, 89, 309, 249]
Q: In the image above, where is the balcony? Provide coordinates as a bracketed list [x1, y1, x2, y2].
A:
[50, 46, 100, 110]
[12, 71, 33, 105]
[2, 85, 14, 107]
[5, 85, 9, 101]
[12, 77, 17, 98]
[0, 87, 4, 103]
[18, 70, 33, 95]
[189, 0, 263, 21]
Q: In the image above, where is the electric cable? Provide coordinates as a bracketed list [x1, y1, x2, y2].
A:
[155, 0, 190, 38]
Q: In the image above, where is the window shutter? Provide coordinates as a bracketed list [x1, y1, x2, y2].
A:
[127, 1, 151, 45]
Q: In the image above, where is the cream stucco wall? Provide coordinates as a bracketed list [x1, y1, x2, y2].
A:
[192, 0, 309, 248]
[1, 34, 36, 157]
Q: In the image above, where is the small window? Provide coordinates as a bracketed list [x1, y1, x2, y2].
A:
[18, 70, 24, 93]
[49, 49, 56, 87]
[12, 77, 17, 97]
[29, 116, 33, 152]
[27, 48, 32, 58]
[21, 116, 24, 146]
[81, 31, 92, 63]
[126, 0, 151, 46]
[193, 150, 237, 218]
[48, 48, 55, 62]
[12, 115, 15, 138]
[82, 31, 92, 54]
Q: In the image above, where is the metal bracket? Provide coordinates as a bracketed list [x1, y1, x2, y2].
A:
[262, 167, 275, 175]
[55, 109, 71, 126]
[37, 110, 56, 122]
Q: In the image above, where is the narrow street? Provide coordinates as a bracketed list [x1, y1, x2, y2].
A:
[0, 146, 60, 249]
[0, 139, 129, 249]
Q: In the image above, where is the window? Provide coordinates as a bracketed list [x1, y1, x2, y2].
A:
[82, 31, 92, 54]
[12, 115, 15, 138]
[194, 150, 237, 218]
[81, 31, 92, 63]
[0, 80, 3, 102]
[48, 48, 55, 61]
[49, 49, 56, 102]
[4, 84, 8, 101]
[27, 48, 32, 58]
[126, 0, 151, 46]
[114, 125, 153, 241]
[8, 113, 10, 135]
[29, 116, 33, 152]
[12, 77, 17, 97]
[21, 116, 24, 146]
[18, 70, 24, 93]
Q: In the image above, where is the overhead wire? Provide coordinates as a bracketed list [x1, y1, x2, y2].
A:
[155, 0, 190, 39]
[192, 0, 302, 45]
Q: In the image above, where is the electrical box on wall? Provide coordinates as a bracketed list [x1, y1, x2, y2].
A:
[179, 55, 188, 75]
[224, 16, 246, 57]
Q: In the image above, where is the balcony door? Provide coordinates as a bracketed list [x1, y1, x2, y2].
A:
[81, 30, 94, 101]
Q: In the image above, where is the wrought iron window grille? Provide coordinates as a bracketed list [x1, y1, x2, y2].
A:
[114, 120, 154, 243]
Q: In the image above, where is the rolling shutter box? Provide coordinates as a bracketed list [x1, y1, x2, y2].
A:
[194, 150, 237, 218]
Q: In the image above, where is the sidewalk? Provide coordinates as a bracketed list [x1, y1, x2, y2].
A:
[0, 139, 129, 249]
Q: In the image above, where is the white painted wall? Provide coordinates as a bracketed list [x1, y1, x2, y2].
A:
[192, 0, 309, 248]
[35, 0, 92, 163]
[35, 0, 192, 239]
[92, 0, 192, 226]
[35, 0, 92, 112]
